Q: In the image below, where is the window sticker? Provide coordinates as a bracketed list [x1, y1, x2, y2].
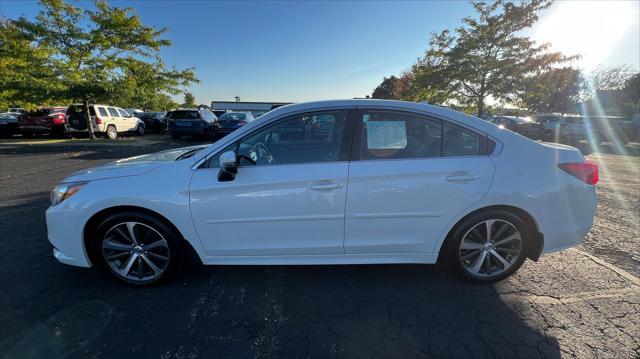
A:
[366, 120, 407, 149]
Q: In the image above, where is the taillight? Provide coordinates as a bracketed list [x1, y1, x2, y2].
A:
[558, 161, 599, 185]
[238, 120, 248, 125]
[50, 113, 66, 124]
[95, 117, 102, 125]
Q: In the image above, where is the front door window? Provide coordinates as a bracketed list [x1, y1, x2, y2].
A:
[237, 110, 349, 166]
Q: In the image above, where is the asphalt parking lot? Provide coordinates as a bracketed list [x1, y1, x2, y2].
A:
[0, 135, 638, 358]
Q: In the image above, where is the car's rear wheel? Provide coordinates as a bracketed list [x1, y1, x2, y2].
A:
[448, 210, 528, 283]
[136, 123, 145, 136]
[92, 213, 183, 285]
[105, 125, 118, 140]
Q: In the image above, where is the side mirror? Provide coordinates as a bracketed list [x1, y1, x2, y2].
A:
[217, 150, 237, 181]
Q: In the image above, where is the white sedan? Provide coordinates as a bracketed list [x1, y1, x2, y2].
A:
[46, 100, 598, 285]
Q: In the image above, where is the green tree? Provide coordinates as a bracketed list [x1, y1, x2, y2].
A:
[183, 91, 196, 108]
[112, 59, 194, 111]
[372, 76, 400, 99]
[11, 0, 197, 138]
[422, 0, 575, 116]
[411, 53, 452, 105]
[0, 17, 67, 110]
[517, 67, 584, 114]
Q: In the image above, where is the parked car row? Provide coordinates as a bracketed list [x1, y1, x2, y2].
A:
[166, 108, 256, 140]
[481, 113, 637, 145]
[531, 114, 636, 145]
[1, 104, 260, 141]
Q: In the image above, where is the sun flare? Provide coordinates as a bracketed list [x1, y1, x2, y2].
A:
[533, 1, 637, 70]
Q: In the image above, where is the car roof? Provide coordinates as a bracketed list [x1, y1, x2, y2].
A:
[266, 99, 498, 132]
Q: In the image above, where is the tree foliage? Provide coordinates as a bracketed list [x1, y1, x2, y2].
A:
[0, 17, 67, 109]
[183, 91, 196, 108]
[589, 65, 635, 91]
[372, 0, 580, 115]
[517, 67, 584, 114]
[372, 76, 399, 99]
[4, 0, 197, 137]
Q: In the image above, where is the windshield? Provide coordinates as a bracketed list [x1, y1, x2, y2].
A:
[168, 110, 200, 120]
[219, 112, 247, 121]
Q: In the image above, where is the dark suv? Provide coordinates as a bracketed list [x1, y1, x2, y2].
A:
[167, 109, 217, 140]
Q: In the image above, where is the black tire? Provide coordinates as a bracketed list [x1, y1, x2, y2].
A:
[171, 134, 181, 140]
[105, 125, 118, 140]
[446, 210, 529, 284]
[136, 123, 145, 136]
[90, 211, 184, 286]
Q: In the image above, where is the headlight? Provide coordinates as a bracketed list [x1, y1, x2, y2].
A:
[50, 182, 87, 206]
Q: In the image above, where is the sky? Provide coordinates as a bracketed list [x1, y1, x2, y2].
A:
[1, 0, 639, 105]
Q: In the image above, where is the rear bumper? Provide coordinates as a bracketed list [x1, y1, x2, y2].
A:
[538, 188, 597, 255]
[19, 124, 68, 133]
[168, 126, 205, 136]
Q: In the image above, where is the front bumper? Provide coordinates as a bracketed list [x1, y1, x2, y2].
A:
[46, 205, 92, 267]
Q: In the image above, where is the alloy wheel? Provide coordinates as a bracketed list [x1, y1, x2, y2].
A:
[101, 221, 170, 283]
[106, 126, 117, 139]
[458, 219, 522, 278]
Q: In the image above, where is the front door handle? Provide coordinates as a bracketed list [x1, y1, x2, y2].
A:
[309, 182, 342, 190]
[445, 174, 478, 182]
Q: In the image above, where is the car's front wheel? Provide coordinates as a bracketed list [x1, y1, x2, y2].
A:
[448, 210, 528, 283]
[92, 212, 183, 285]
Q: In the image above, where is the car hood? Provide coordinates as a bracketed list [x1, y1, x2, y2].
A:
[63, 145, 205, 183]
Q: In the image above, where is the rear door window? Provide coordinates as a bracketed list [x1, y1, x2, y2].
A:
[360, 111, 442, 160]
[107, 107, 119, 117]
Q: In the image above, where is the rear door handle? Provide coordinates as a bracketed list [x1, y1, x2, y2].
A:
[445, 174, 478, 182]
[309, 182, 342, 190]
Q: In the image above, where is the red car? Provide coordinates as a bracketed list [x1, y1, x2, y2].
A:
[19, 107, 69, 137]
